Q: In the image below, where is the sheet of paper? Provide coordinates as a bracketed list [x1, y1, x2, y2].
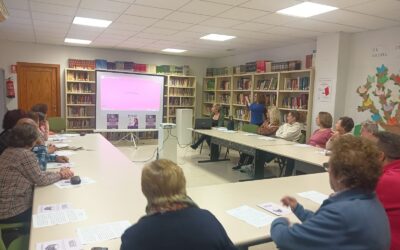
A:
[257, 136, 276, 141]
[38, 203, 72, 213]
[55, 151, 77, 156]
[54, 143, 69, 148]
[222, 130, 237, 133]
[36, 238, 81, 250]
[293, 144, 311, 147]
[48, 137, 68, 142]
[54, 177, 95, 189]
[62, 134, 80, 137]
[258, 202, 291, 216]
[226, 205, 275, 228]
[297, 191, 329, 205]
[32, 209, 87, 228]
[243, 133, 257, 136]
[46, 162, 74, 169]
[77, 220, 131, 245]
[216, 127, 228, 131]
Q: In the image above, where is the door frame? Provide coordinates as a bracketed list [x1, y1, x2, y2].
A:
[17, 62, 61, 116]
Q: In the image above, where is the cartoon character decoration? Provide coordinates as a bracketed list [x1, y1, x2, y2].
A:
[356, 64, 400, 134]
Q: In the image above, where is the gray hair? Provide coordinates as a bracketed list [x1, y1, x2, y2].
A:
[361, 120, 378, 134]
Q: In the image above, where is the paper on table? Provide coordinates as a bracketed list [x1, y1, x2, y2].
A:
[293, 144, 311, 147]
[32, 209, 87, 228]
[222, 130, 237, 133]
[258, 202, 291, 216]
[46, 162, 74, 169]
[36, 238, 81, 250]
[55, 151, 76, 156]
[48, 137, 68, 142]
[226, 205, 275, 228]
[243, 133, 257, 136]
[297, 191, 329, 205]
[54, 143, 69, 148]
[216, 127, 228, 131]
[62, 134, 80, 137]
[54, 177, 95, 189]
[77, 220, 131, 245]
[257, 136, 275, 141]
[38, 203, 72, 213]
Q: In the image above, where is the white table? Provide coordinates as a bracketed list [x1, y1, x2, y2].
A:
[94, 128, 158, 148]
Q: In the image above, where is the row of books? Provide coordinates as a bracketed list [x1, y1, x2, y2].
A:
[265, 94, 277, 106]
[218, 80, 230, 90]
[206, 67, 233, 76]
[68, 59, 95, 70]
[67, 71, 94, 81]
[67, 95, 94, 104]
[255, 78, 277, 90]
[67, 107, 95, 117]
[168, 88, 194, 96]
[206, 60, 272, 76]
[283, 77, 310, 90]
[169, 78, 194, 87]
[205, 79, 215, 90]
[156, 65, 190, 75]
[204, 93, 215, 102]
[271, 61, 301, 72]
[234, 108, 249, 120]
[281, 94, 308, 110]
[236, 78, 252, 90]
[67, 83, 95, 93]
[68, 120, 93, 129]
[235, 93, 250, 105]
[218, 94, 230, 103]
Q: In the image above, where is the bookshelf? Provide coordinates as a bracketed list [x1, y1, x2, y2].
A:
[202, 77, 216, 116]
[201, 69, 314, 137]
[65, 68, 96, 132]
[164, 75, 196, 123]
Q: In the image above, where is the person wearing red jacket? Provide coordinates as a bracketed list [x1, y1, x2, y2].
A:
[375, 131, 400, 250]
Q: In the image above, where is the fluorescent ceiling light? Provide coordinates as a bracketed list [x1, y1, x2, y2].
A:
[277, 2, 338, 18]
[200, 34, 236, 41]
[162, 48, 187, 53]
[73, 16, 112, 28]
[64, 38, 92, 45]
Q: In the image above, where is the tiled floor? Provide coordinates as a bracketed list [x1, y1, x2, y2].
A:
[116, 139, 279, 250]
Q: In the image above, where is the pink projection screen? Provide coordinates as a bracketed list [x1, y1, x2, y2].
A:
[96, 71, 164, 130]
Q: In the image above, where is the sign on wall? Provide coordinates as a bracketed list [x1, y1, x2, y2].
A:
[317, 78, 333, 102]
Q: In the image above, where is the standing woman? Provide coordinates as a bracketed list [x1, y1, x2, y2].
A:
[308, 111, 333, 148]
[191, 104, 221, 150]
[246, 93, 266, 126]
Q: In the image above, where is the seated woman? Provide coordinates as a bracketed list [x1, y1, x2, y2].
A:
[271, 136, 390, 250]
[0, 109, 26, 155]
[308, 111, 333, 148]
[31, 103, 51, 140]
[121, 159, 236, 250]
[233, 106, 280, 170]
[191, 104, 221, 150]
[0, 124, 74, 224]
[325, 116, 354, 150]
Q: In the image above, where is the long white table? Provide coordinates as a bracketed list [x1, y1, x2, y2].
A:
[29, 134, 331, 250]
[194, 129, 329, 178]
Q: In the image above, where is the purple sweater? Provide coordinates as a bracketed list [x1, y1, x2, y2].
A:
[308, 129, 333, 148]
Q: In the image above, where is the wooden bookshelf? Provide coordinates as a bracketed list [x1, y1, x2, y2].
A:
[65, 68, 96, 132]
[164, 75, 196, 123]
[201, 69, 314, 137]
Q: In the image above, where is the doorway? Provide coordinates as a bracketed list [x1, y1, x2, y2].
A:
[17, 62, 61, 117]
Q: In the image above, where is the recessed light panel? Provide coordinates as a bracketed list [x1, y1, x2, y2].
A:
[200, 34, 236, 41]
[277, 2, 338, 18]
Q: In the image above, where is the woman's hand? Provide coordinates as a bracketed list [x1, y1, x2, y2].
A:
[55, 156, 69, 163]
[281, 196, 298, 211]
[59, 168, 74, 179]
[47, 144, 57, 154]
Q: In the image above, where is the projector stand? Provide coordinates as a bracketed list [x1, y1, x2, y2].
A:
[116, 132, 138, 149]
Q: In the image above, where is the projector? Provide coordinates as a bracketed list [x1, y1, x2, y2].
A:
[160, 123, 176, 129]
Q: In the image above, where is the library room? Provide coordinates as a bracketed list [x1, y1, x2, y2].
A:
[0, 0, 399, 250]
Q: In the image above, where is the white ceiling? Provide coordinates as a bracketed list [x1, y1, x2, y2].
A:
[1, 0, 400, 58]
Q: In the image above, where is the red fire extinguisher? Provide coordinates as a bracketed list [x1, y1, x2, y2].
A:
[6, 77, 15, 98]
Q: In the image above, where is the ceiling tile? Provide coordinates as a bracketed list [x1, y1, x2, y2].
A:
[30, 2, 76, 16]
[284, 19, 365, 33]
[308, 0, 372, 8]
[100, 29, 135, 39]
[92, 38, 125, 46]
[240, 0, 301, 12]
[35, 30, 67, 38]
[255, 13, 301, 25]
[200, 17, 243, 28]
[0, 32, 35, 42]
[75, 9, 120, 21]
[153, 20, 193, 30]
[135, 32, 169, 40]
[266, 26, 324, 38]
[312, 9, 400, 30]
[80, 0, 130, 13]
[133, 0, 191, 10]
[4, 0, 29, 10]
[31, 12, 74, 23]
[117, 15, 159, 26]
[33, 20, 70, 29]
[125, 4, 172, 18]
[67, 26, 104, 40]
[202, 0, 249, 5]
[7, 8, 31, 19]
[345, 0, 400, 21]
[109, 0, 136, 3]
[108, 21, 147, 32]
[141, 27, 178, 35]
[231, 22, 274, 32]
[189, 24, 221, 33]
[30, 0, 81, 7]
[34, 25, 69, 35]
[165, 11, 210, 24]
[3, 17, 32, 25]
[218, 7, 269, 21]
[179, 0, 233, 16]
[36, 37, 65, 44]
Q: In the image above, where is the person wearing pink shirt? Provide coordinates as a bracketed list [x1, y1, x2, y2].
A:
[308, 112, 333, 148]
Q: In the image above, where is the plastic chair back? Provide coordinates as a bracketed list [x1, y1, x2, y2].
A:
[242, 123, 259, 133]
[48, 117, 66, 133]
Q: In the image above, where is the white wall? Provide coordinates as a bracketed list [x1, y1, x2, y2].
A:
[344, 26, 400, 126]
[211, 41, 316, 67]
[0, 40, 212, 116]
